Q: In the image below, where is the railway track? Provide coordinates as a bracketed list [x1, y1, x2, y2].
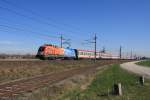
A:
[0, 60, 129, 99]
[0, 59, 40, 62]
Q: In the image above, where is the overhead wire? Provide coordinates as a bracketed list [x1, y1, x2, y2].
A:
[0, 16, 59, 37]
[0, 24, 60, 40]
[0, 5, 79, 40]
[0, 0, 89, 34]
[0, 0, 93, 48]
[0, 6, 63, 31]
[0, 4, 83, 38]
[0, 3, 62, 40]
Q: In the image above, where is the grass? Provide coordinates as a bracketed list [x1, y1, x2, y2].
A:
[0, 60, 120, 83]
[136, 60, 150, 67]
[58, 64, 150, 100]
[0, 60, 96, 83]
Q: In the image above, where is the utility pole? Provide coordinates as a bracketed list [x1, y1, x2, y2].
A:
[60, 34, 71, 48]
[60, 34, 63, 48]
[102, 46, 106, 53]
[119, 46, 122, 59]
[83, 33, 97, 62]
[130, 50, 133, 59]
[94, 33, 97, 62]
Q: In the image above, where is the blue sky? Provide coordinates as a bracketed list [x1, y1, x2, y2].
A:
[0, 0, 149, 57]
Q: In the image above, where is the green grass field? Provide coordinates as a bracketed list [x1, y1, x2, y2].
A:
[58, 64, 150, 100]
[137, 60, 150, 67]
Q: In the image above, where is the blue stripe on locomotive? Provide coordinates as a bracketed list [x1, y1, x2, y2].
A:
[64, 48, 76, 57]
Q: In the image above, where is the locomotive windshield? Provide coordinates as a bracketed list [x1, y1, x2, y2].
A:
[38, 47, 45, 52]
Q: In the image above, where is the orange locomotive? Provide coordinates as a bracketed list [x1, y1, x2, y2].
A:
[36, 44, 64, 59]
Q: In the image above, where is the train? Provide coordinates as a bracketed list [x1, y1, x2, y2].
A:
[36, 44, 122, 60]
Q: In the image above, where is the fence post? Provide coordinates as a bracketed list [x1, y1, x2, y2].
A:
[139, 76, 144, 86]
[113, 83, 122, 96]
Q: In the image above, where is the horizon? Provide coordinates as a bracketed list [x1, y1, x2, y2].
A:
[0, 0, 150, 57]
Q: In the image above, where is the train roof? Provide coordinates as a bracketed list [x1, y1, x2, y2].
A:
[77, 49, 112, 54]
[42, 44, 60, 48]
[77, 49, 97, 52]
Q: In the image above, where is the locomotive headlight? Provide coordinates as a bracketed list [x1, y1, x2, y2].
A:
[40, 52, 44, 55]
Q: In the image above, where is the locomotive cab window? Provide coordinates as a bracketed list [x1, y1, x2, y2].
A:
[38, 47, 45, 52]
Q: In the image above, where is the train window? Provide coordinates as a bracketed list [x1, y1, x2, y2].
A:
[79, 52, 81, 55]
[88, 53, 90, 55]
[90, 53, 92, 56]
[82, 52, 84, 55]
[80, 52, 83, 55]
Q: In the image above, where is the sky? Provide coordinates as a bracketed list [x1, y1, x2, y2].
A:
[0, 0, 149, 57]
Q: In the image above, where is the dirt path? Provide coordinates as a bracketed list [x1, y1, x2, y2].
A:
[121, 61, 150, 78]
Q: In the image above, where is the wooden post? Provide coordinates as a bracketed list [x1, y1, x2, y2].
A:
[118, 83, 122, 96]
[139, 76, 144, 85]
[113, 83, 122, 96]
